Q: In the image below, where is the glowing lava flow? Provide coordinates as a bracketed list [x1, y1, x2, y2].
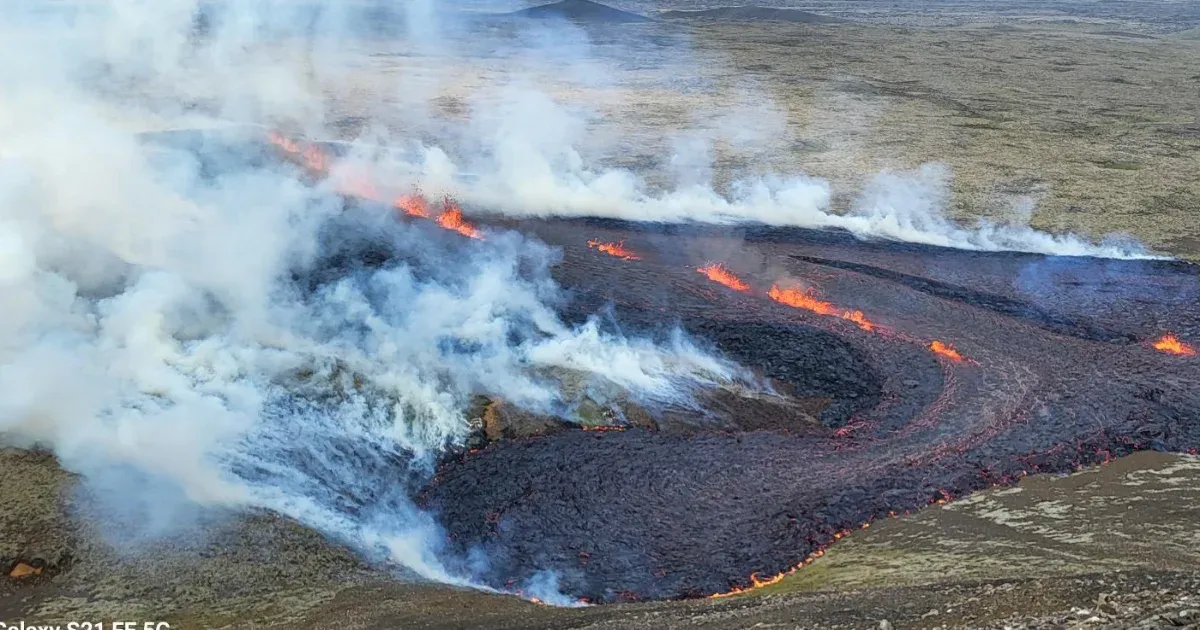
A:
[267, 131, 328, 173]
[1153, 333, 1197, 356]
[709, 523, 870, 599]
[266, 130, 301, 156]
[842, 310, 874, 332]
[697, 263, 750, 292]
[767, 284, 876, 332]
[266, 132, 486, 240]
[392, 192, 482, 240]
[436, 198, 483, 240]
[929, 340, 965, 362]
[767, 284, 838, 316]
[395, 194, 431, 218]
[587, 239, 640, 261]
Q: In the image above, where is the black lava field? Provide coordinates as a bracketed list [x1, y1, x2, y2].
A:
[204, 131, 1200, 604]
[421, 217, 1200, 603]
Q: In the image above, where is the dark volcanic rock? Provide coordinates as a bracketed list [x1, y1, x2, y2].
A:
[506, 0, 651, 23]
[422, 217, 1200, 603]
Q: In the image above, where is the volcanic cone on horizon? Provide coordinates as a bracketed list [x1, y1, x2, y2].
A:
[505, 0, 652, 23]
[660, 6, 849, 24]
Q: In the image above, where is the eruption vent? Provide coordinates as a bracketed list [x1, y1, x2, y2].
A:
[269, 132, 482, 240]
[767, 284, 839, 316]
[1153, 334, 1197, 356]
[268, 131, 328, 173]
[929, 340, 965, 362]
[697, 263, 750, 292]
[587, 239, 640, 261]
[396, 194, 432, 218]
[435, 199, 483, 240]
[767, 284, 876, 331]
[841, 310, 874, 332]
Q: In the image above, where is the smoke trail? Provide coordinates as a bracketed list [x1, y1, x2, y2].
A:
[308, 4, 1156, 261]
[392, 120, 1156, 259]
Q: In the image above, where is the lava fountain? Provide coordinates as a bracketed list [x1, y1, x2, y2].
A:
[1153, 333, 1197, 356]
[697, 263, 750, 292]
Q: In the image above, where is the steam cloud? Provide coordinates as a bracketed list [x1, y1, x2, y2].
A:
[0, 0, 1160, 605]
[0, 0, 746, 596]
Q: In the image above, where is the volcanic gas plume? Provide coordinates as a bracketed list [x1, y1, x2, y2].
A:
[3, 0, 1198, 612]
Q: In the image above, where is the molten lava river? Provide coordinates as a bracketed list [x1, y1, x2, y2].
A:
[268, 134, 1200, 603]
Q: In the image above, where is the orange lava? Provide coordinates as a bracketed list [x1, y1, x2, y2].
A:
[302, 144, 328, 172]
[267, 132, 483, 240]
[767, 284, 839, 316]
[267, 130, 299, 154]
[709, 527, 854, 599]
[393, 193, 483, 240]
[709, 570, 792, 599]
[1152, 333, 1197, 356]
[767, 285, 876, 332]
[267, 131, 328, 173]
[841, 310, 875, 332]
[587, 239, 640, 261]
[395, 194, 431, 218]
[436, 199, 483, 240]
[697, 263, 750, 292]
[929, 340, 964, 362]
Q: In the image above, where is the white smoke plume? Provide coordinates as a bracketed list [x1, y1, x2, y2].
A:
[0, 0, 744, 599]
[309, 6, 1157, 261]
[0, 0, 1161, 605]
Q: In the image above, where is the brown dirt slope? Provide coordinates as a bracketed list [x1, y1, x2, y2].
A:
[4, 449, 1198, 629]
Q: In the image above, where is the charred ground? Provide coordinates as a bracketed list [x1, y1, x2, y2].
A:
[421, 216, 1200, 603]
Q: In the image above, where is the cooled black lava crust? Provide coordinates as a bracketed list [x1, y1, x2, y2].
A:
[142, 131, 1200, 602]
[422, 218, 1200, 602]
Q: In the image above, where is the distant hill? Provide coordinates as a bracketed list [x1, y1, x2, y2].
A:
[660, 6, 849, 24]
[505, 0, 651, 23]
[1168, 27, 1200, 40]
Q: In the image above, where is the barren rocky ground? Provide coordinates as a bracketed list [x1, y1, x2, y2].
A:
[5, 449, 1199, 628]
